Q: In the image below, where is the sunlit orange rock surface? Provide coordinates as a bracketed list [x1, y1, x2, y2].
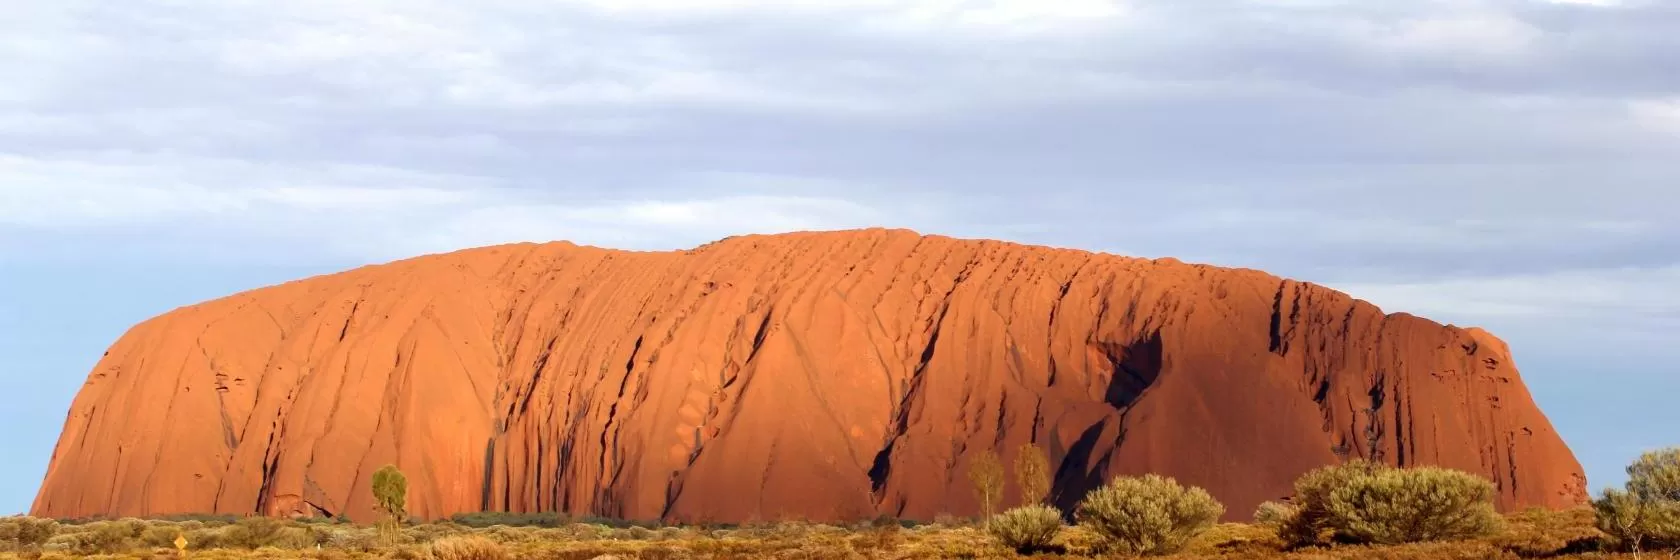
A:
[32, 229, 1587, 523]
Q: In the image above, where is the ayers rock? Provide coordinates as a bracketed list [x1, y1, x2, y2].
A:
[33, 229, 1587, 523]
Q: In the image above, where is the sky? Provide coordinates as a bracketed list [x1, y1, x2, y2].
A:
[1, 0, 1676, 516]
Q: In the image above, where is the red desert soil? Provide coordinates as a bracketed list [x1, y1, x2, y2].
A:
[32, 229, 1588, 523]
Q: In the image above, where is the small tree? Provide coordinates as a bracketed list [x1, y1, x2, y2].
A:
[372, 464, 409, 545]
[1627, 447, 1680, 502]
[969, 449, 1005, 518]
[1015, 443, 1052, 506]
[1595, 447, 1680, 554]
[1076, 474, 1224, 556]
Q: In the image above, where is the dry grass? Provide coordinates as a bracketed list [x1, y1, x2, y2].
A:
[0, 507, 1646, 559]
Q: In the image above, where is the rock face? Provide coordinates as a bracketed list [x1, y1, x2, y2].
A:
[33, 229, 1587, 523]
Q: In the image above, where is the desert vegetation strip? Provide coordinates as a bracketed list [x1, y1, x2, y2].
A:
[2, 446, 1675, 559]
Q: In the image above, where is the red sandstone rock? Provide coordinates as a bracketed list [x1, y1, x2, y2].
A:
[31, 229, 1588, 523]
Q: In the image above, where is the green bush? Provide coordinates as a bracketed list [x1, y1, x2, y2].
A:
[1252, 501, 1297, 529]
[1276, 459, 1386, 546]
[986, 504, 1064, 554]
[1275, 460, 1500, 546]
[1595, 447, 1680, 552]
[1075, 474, 1224, 555]
[1323, 466, 1501, 544]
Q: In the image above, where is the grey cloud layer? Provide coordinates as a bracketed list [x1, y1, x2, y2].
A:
[2, 0, 1676, 327]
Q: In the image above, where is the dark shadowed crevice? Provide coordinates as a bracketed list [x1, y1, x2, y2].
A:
[1268, 282, 1287, 355]
[1101, 332, 1164, 411]
[867, 440, 896, 496]
[480, 438, 495, 511]
[1051, 419, 1112, 517]
[1038, 332, 1167, 517]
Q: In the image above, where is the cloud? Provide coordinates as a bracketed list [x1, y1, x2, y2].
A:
[0, 0, 1675, 304]
[1327, 266, 1680, 357]
[1541, 0, 1623, 7]
[1332, 266, 1680, 321]
[1630, 98, 1680, 135]
[0, 152, 914, 264]
[0, 154, 487, 228]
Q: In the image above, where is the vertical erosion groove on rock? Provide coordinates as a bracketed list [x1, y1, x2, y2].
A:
[31, 229, 1589, 523]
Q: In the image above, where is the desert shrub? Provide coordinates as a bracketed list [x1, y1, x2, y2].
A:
[428, 535, 508, 560]
[185, 526, 228, 550]
[1276, 460, 1501, 546]
[561, 523, 612, 540]
[1075, 474, 1224, 555]
[1322, 466, 1501, 544]
[1595, 447, 1680, 553]
[286, 525, 333, 548]
[324, 526, 380, 551]
[390, 544, 434, 560]
[1276, 459, 1388, 546]
[1252, 501, 1297, 529]
[1494, 507, 1604, 558]
[69, 519, 143, 555]
[867, 516, 904, 551]
[0, 516, 59, 547]
[217, 516, 324, 549]
[139, 523, 183, 547]
[574, 515, 660, 529]
[1170, 522, 1282, 557]
[221, 516, 286, 548]
[405, 522, 470, 543]
[448, 511, 566, 528]
[155, 513, 240, 525]
[986, 504, 1064, 554]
